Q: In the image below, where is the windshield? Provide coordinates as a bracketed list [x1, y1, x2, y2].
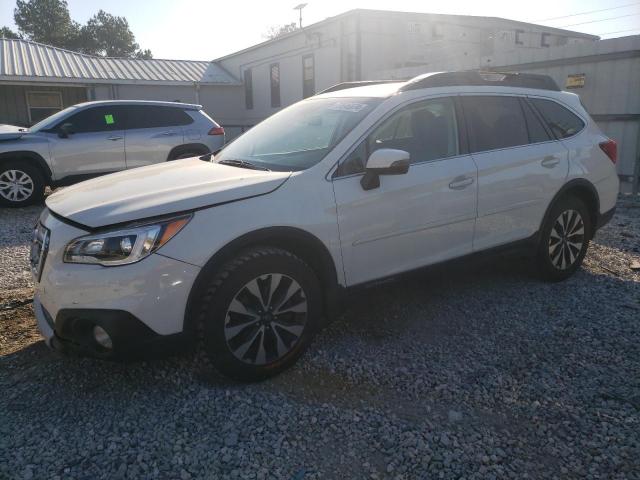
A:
[216, 97, 381, 171]
[29, 106, 77, 132]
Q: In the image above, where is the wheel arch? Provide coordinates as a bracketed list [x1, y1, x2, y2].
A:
[183, 226, 343, 338]
[0, 150, 52, 183]
[167, 143, 210, 161]
[541, 179, 600, 238]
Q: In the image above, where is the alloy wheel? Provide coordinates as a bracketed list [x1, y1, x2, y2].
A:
[224, 273, 308, 365]
[548, 209, 585, 270]
[0, 169, 34, 202]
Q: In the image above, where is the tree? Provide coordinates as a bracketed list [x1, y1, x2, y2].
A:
[0, 26, 22, 39]
[80, 10, 140, 57]
[135, 49, 153, 60]
[12, 0, 152, 58]
[264, 22, 298, 40]
[14, 0, 80, 47]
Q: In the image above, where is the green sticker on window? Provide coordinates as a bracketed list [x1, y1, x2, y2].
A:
[104, 114, 114, 125]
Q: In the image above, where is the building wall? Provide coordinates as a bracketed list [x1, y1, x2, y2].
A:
[218, 10, 596, 128]
[0, 83, 87, 126]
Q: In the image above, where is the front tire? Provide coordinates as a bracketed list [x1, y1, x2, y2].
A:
[0, 162, 45, 207]
[536, 196, 591, 282]
[194, 247, 322, 381]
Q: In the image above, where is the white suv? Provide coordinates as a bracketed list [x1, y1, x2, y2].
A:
[0, 100, 225, 207]
[31, 72, 619, 380]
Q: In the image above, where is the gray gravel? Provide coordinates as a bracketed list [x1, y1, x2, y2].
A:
[0, 205, 42, 291]
[1, 195, 639, 480]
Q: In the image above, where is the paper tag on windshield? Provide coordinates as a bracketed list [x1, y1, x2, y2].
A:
[328, 102, 368, 113]
[104, 114, 114, 125]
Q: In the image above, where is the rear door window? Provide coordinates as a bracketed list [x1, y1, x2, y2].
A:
[520, 99, 552, 144]
[62, 106, 124, 133]
[124, 106, 194, 129]
[461, 96, 529, 153]
[529, 98, 585, 139]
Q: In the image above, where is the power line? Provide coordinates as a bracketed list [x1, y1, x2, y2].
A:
[535, 2, 640, 22]
[559, 12, 640, 28]
[597, 27, 640, 35]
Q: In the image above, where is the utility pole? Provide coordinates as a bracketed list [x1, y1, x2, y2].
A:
[293, 3, 307, 28]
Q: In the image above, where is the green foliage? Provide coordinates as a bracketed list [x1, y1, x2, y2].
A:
[264, 22, 299, 40]
[14, 0, 80, 47]
[12, 0, 151, 59]
[0, 26, 22, 39]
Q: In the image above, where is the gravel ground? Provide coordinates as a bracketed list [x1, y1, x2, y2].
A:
[1, 196, 639, 480]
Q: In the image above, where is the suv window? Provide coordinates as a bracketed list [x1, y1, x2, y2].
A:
[61, 106, 125, 133]
[124, 105, 194, 129]
[337, 97, 459, 176]
[521, 99, 552, 144]
[462, 96, 529, 153]
[530, 98, 585, 139]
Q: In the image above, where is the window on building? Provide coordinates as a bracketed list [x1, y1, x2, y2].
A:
[244, 68, 253, 110]
[462, 96, 529, 153]
[530, 98, 585, 139]
[541, 33, 551, 47]
[26, 91, 63, 124]
[302, 55, 315, 98]
[270, 63, 281, 108]
[515, 29, 525, 45]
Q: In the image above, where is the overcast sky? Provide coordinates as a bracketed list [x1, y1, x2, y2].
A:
[1, 0, 639, 60]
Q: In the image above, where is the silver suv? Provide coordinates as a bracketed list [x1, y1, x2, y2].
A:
[0, 100, 225, 207]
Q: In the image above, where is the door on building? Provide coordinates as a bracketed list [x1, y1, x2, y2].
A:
[47, 105, 126, 181]
[121, 105, 188, 168]
[332, 96, 478, 286]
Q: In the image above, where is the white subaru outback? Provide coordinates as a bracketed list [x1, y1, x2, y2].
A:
[31, 72, 619, 380]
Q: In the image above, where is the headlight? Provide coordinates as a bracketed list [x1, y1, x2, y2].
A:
[64, 214, 191, 266]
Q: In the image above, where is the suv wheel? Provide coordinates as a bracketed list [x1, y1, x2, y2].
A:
[195, 247, 322, 381]
[537, 196, 591, 282]
[0, 162, 45, 207]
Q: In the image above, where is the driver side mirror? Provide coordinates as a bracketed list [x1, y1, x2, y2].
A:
[360, 148, 410, 191]
[58, 123, 74, 138]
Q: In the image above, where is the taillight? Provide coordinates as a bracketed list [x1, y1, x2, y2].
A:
[208, 126, 225, 136]
[599, 139, 617, 164]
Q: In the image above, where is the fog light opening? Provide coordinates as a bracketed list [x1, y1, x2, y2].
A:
[93, 325, 113, 350]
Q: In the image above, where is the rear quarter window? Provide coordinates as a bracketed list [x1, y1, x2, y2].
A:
[530, 98, 585, 139]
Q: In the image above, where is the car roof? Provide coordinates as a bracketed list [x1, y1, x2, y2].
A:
[73, 100, 202, 110]
[315, 71, 571, 100]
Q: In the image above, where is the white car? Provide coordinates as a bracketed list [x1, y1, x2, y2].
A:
[31, 71, 619, 380]
[0, 100, 225, 207]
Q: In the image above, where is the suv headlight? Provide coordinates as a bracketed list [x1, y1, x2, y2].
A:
[64, 214, 191, 266]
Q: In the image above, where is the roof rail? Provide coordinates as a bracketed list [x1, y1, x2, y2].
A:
[399, 71, 560, 92]
[317, 80, 401, 95]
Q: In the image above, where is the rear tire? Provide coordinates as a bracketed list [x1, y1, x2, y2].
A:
[536, 196, 591, 282]
[194, 247, 322, 381]
[0, 162, 45, 208]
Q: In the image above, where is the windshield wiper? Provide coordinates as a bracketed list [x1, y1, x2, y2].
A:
[217, 159, 271, 171]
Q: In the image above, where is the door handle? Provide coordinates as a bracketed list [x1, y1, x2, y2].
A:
[107, 135, 123, 141]
[541, 156, 560, 168]
[448, 176, 474, 190]
[161, 131, 176, 136]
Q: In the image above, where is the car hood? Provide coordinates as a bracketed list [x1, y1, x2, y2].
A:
[0, 124, 29, 141]
[46, 159, 291, 228]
